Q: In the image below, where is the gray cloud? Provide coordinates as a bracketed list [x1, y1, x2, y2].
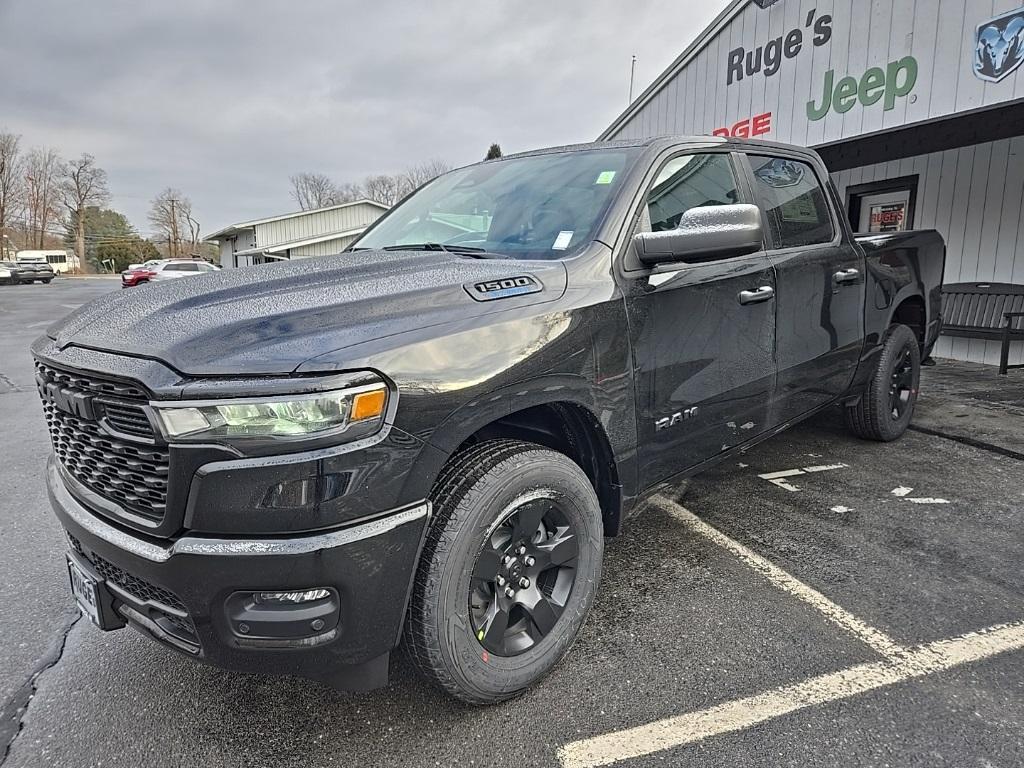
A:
[0, 0, 728, 235]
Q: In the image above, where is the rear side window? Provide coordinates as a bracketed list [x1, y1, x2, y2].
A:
[645, 153, 740, 232]
[747, 155, 834, 248]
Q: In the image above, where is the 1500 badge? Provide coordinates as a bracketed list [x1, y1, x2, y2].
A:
[465, 275, 543, 301]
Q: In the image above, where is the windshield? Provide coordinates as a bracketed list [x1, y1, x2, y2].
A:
[353, 147, 640, 260]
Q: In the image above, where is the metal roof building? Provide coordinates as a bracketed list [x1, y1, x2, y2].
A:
[602, 0, 1024, 366]
[205, 199, 388, 269]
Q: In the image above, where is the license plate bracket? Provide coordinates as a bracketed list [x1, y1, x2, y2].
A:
[66, 551, 125, 631]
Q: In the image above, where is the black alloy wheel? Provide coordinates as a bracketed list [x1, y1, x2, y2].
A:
[889, 347, 915, 420]
[404, 439, 603, 704]
[845, 323, 921, 442]
[469, 498, 578, 657]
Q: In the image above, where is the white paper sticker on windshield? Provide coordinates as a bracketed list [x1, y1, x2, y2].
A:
[595, 171, 616, 185]
[552, 231, 574, 250]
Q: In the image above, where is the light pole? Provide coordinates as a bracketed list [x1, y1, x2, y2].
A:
[628, 55, 637, 104]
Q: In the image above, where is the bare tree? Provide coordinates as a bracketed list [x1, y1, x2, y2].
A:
[290, 172, 340, 211]
[184, 206, 201, 254]
[24, 147, 62, 249]
[361, 174, 404, 207]
[148, 188, 200, 258]
[401, 158, 450, 193]
[334, 181, 365, 204]
[290, 158, 451, 209]
[61, 154, 110, 270]
[0, 131, 25, 256]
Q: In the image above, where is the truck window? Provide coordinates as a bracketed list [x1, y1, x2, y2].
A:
[643, 153, 739, 233]
[747, 155, 835, 249]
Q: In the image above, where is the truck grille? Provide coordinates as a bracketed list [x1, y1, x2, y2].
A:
[36, 362, 169, 522]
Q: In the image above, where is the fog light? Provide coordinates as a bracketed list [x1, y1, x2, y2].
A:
[253, 588, 330, 604]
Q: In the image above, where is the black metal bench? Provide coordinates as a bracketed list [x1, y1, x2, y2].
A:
[941, 282, 1024, 375]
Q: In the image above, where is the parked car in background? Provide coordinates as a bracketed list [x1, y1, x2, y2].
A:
[17, 249, 76, 274]
[121, 259, 220, 287]
[0, 261, 31, 285]
[126, 259, 163, 272]
[9, 257, 54, 283]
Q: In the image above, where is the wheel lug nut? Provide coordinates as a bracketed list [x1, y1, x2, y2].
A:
[524, 556, 535, 567]
[496, 575, 506, 587]
[503, 555, 514, 566]
[519, 577, 530, 589]
[504, 586, 516, 599]
[517, 545, 527, 555]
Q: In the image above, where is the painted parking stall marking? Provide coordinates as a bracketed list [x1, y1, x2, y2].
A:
[757, 461, 848, 492]
[556, 498, 1024, 768]
[653, 499, 905, 659]
[558, 621, 1024, 768]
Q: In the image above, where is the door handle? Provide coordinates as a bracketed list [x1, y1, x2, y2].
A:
[834, 268, 861, 285]
[737, 286, 775, 305]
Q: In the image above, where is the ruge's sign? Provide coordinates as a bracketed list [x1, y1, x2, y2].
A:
[727, 9, 832, 86]
[807, 57, 918, 121]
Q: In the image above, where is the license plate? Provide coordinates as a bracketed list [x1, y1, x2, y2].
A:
[67, 553, 104, 627]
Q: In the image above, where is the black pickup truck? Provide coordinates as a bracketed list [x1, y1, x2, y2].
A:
[34, 137, 944, 704]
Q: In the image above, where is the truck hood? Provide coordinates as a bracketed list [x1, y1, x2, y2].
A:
[50, 250, 568, 376]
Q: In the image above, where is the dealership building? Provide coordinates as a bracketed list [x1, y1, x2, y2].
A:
[602, 0, 1024, 366]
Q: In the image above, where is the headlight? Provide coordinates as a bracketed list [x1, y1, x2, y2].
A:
[152, 380, 390, 448]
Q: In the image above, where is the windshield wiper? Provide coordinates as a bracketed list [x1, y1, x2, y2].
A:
[382, 243, 497, 258]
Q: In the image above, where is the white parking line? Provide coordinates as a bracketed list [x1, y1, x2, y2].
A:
[558, 621, 1024, 768]
[757, 463, 848, 492]
[650, 498, 905, 659]
[556, 498, 1023, 767]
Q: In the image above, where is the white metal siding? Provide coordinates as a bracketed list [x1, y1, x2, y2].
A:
[832, 138, 1024, 366]
[289, 234, 360, 259]
[607, 0, 1024, 145]
[254, 203, 383, 249]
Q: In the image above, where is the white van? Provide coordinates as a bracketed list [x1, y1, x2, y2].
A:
[16, 250, 79, 274]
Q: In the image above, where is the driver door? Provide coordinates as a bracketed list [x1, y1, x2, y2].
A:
[622, 151, 777, 487]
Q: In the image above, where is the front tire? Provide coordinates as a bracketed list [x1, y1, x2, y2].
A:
[845, 324, 920, 441]
[404, 439, 603, 704]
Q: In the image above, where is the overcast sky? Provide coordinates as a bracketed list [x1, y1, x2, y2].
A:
[1, 0, 730, 237]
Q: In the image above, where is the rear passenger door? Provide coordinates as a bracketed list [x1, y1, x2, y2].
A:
[741, 153, 865, 425]
[622, 151, 777, 487]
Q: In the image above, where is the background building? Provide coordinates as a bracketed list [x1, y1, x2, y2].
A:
[602, 0, 1024, 366]
[206, 199, 388, 268]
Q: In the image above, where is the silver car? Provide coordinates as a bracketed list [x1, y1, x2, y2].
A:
[122, 259, 220, 288]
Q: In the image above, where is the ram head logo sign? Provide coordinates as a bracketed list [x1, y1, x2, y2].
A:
[975, 7, 1024, 83]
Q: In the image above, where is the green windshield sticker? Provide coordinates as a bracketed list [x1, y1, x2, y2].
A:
[595, 171, 616, 185]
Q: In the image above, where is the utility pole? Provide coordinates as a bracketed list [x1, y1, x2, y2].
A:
[628, 55, 637, 105]
[169, 198, 179, 259]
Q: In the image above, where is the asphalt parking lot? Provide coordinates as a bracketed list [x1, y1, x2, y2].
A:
[1, 279, 1022, 767]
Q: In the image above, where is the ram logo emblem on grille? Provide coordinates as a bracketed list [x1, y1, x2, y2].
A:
[45, 384, 97, 420]
[465, 275, 543, 302]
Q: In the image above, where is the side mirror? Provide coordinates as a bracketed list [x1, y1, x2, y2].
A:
[632, 204, 764, 267]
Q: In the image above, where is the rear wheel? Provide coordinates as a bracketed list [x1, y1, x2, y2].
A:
[404, 439, 603, 704]
[845, 324, 920, 441]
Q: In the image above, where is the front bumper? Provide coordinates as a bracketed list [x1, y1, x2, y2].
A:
[48, 459, 430, 691]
